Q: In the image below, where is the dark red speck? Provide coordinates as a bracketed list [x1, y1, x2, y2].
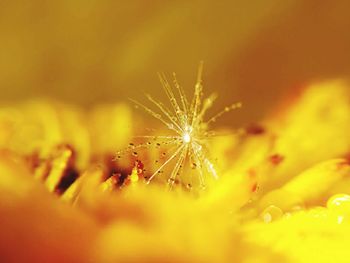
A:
[269, 154, 285, 165]
[245, 124, 265, 135]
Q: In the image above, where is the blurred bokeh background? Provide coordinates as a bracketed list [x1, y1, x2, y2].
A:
[1, 0, 350, 126]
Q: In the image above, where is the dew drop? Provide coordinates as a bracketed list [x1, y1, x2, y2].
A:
[327, 194, 350, 218]
[261, 205, 283, 223]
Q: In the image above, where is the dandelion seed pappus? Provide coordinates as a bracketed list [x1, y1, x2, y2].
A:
[115, 62, 242, 190]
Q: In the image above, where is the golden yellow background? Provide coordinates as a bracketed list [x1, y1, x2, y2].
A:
[2, 2, 350, 262]
[1, 0, 350, 125]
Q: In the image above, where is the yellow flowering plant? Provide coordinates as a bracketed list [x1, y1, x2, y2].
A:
[0, 77, 350, 263]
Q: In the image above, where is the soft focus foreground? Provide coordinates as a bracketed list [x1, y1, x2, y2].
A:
[0, 80, 350, 262]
